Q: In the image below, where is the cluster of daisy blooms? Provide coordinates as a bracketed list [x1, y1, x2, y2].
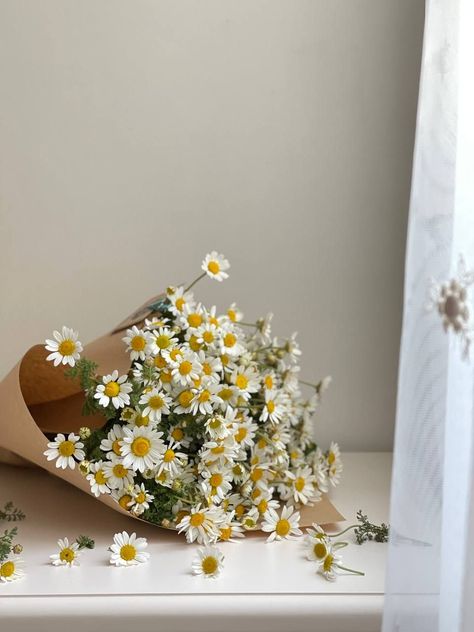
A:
[44, 252, 342, 544]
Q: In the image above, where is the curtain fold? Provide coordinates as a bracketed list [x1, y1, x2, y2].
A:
[383, 1, 474, 630]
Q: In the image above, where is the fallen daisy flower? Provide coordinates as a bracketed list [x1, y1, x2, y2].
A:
[109, 531, 150, 567]
[50, 535, 95, 567]
[261, 505, 302, 542]
[192, 546, 225, 579]
[0, 557, 24, 583]
[305, 522, 364, 581]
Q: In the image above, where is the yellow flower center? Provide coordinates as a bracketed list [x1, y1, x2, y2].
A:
[257, 499, 268, 514]
[328, 451, 336, 465]
[209, 316, 219, 326]
[209, 418, 221, 429]
[179, 360, 193, 376]
[104, 381, 120, 398]
[210, 473, 223, 487]
[175, 510, 189, 524]
[189, 335, 201, 352]
[267, 400, 275, 414]
[131, 335, 146, 351]
[227, 309, 236, 322]
[211, 445, 225, 455]
[219, 387, 233, 401]
[201, 555, 218, 574]
[295, 477, 306, 492]
[207, 261, 220, 275]
[250, 467, 263, 482]
[221, 354, 229, 366]
[190, 513, 204, 527]
[58, 440, 75, 457]
[156, 334, 171, 350]
[112, 439, 122, 455]
[95, 470, 107, 485]
[58, 339, 76, 356]
[224, 333, 236, 348]
[135, 415, 149, 427]
[0, 561, 15, 577]
[235, 374, 248, 389]
[264, 375, 273, 389]
[275, 519, 291, 537]
[235, 504, 245, 518]
[131, 437, 151, 457]
[60, 547, 76, 563]
[171, 428, 184, 441]
[202, 362, 212, 376]
[220, 527, 232, 541]
[203, 331, 215, 344]
[199, 390, 211, 403]
[154, 355, 167, 369]
[169, 348, 182, 361]
[314, 542, 327, 559]
[135, 492, 146, 504]
[163, 449, 175, 463]
[113, 464, 128, 478]
[257, 438, 267, 449]
[323, 554, 334, 572]
[120, 544, 137, 561]
[118, 494, 132, 510]
[187, 313, 203, 328]
[235, 427, 247, 443]
[149, 395, 164, 410]
[160, 370, 172, 383]
[175, 297, 185, 311]
[178, 390, 193, 408]
[251, 488, 261, 500]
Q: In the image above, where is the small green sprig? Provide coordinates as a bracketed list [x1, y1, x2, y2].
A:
[76, 535, 95, 550]
[64, 358, 98, 391]
[0, 527, 18, 563]
[354, 510, 389, 544]
[0, 501, 26, 522]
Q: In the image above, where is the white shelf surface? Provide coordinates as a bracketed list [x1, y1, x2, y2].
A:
[0, 452, 392, 631]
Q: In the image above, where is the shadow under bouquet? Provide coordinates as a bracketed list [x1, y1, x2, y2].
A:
[41, 252, 343, 543]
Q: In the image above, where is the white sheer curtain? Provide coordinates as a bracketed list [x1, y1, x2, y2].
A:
[383, 0, 474, 630]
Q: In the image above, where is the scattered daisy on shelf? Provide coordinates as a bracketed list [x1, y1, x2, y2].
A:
[45, 326, 83, 367]
[201, 251, 230, 282]
[44, 433, 85, 470]
[109, 531, 150, 567]
[50, 538, 81, 567]
[0, 557, 24, 583]
[261, 505, 302, 542]
[94, 370, 132, 409]
[191, 546, 224, 579]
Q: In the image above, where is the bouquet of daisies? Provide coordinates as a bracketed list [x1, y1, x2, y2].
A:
[43, 253, 341, 544]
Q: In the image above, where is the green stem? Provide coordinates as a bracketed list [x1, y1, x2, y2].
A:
[299, 379, 317, 389]
[238, 322, 258, 328]
[331, 524, 358, 538]
[336, 564, 365, 576]
[184, 272, 206, 293]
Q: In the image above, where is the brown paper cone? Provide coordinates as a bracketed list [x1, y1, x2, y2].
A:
[0, 295, 344, 529]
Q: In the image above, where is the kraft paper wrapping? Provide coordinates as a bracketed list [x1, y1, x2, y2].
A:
[0, 296, 344, 529]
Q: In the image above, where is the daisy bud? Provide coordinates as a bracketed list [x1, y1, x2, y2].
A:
[172, 480, 182, 492]
[12, 544, 23, 555]
[161, 518, 171, 528]
[166, 286, 177, 296]
[276, 349, 286, 359]
[142, 468, 155, 480]
[79, 460, 90, 476]
[266, 353, 277, 365]
[79, 426, 91, 440]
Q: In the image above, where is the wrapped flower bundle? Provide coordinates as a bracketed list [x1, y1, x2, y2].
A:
[39, 253, 342, 543]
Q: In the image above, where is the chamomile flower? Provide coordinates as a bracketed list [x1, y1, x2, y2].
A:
[195, 322, 219, 348]
[128, 483, 154, 516]
[192, 546, 225, 578]
[205, 414, 231, 440]
[220, 327, 244, 357]
[139, 388, 172, 422]
[306, 530, 332, 563]
[0, 558, 24, 582]
[167, 424, 191, 448]
[170, 351, 202, 387]
[122, 326, 150, 361]
[231, 366, 260, 398]
[94, 370, 132, 409]
[144, 315, 169, 330]
[179, 304, 205, 332]
[198, 352, 223, 382]
[327, 442, 343, 487]
[155, 441, 187, 477]
[200, 469, 233, 502]
[201, 251, 230, 282]
[218, 512, 245, 542]
[261, 505, 302, 542]
[280, 466, 320, 505]
[103, 456, 135, 489]
[317, 550, 343, 581]
[45, 326, 83, 367]
[225, 302, 243, 323]
[109, 531, 150, 567]
[150, 327, 178, 356]
[177, 504, 223, 545]
[233, 419, 258, 448]
[86, 461, 111, 497]
[260, 390, 285, 425]
[121, 426, 165, 473]
[44, 433, 85, 470]
[50, 538, 80, 567]
[100, 424, 125, 459]
[167, 285, 195, 316]
[190, 383, 220, 415]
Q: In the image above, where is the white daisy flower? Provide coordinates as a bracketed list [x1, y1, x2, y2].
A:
[167, 424, 191, 448]
[144, 315, 169, 330]
[225, 302, 243, 323]
[233, 419, 258, 448]
[94, 370, 132, 409]
[192, 546, 224, 578]
[260, 390, 285, 425]
[198, 352, 223, 383]
[122, 326, 151, 361]
[317, 550, 343, 581]
[177, 504, 223, 545]
[306, 532, 332, 563]
[200, 469, 233, 503]
[189, 383, 220, 415]
[86, 461, 111, 497]
[179, 304, 205, 332]
[45, 326, 83, 367]
[173, 388, 195, 414]
[261, 505, 302, 542]
[201, 251, 230, 282]
[0, 558, 24, 583]
[109, 531, 150, 567]
[155, 441, 187, 477]
[166, 285, 195, 316]
[231, 366, 260, 398]
[280, 466, 320, 505]
[103, 456, 135, 489]
[50, 538, 80, 567]
[204, 414, 231, 440]
[149, 327, 178, 356]
[218, 513, 245, 542]
[121, 426, 165, 473]
[195, 322, 219, 349]
[170, 351, 202, 387]
[327, 442, 343, 487]
[128, 483, 154, 516]
[215, 384, 240, 410]
[139, 388, 172, 422]
[100, 424, 125, 459]
[44, 433, 85, 470]
[219, 327, 245, 357]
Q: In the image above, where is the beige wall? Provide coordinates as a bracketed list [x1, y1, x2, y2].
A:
[0, 0, 424, 450]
